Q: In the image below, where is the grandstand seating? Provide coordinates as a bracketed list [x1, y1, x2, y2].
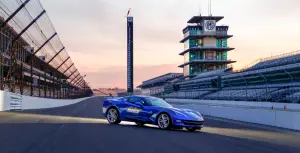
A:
[165, 84, 300, 103]
[245, 51, 300, 71]
[192, 68, 230, 80]
[204, 88, 278, 101]
[285, 92, 300, 103]
[157, 51, 300, 103]
[137, 73, 183, 89]
[164, 91, 211, 99]
[292, 92, 300, 96]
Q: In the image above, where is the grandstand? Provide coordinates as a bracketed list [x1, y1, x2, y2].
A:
[137, 73, 183, 97]
[137, 13, 300, 103]
[161, 50, 300, 103]
[0, 0, 92, 99]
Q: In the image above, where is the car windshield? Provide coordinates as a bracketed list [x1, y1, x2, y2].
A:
[143, 97, 173, 108]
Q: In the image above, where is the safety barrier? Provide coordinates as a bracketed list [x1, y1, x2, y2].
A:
[0, 90, 91, 111]
[166, 99, 300, 131]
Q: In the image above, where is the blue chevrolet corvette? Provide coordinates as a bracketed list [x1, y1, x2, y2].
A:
[103, 95, 204, 131]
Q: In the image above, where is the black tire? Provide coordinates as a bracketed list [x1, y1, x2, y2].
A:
[135, 122, 145, 126]
[106, 107, 121, 124]
[157, 113, 171, 130]
[186, 127, 199, 132]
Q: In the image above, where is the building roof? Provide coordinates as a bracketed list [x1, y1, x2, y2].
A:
[182, 25, 229, 33]
[179, 47, 235, 55]
[187, 16, 224, 23]
[178, 60, 236, 67]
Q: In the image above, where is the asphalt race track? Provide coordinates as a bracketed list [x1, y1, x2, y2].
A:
[0, 97, 300, 153]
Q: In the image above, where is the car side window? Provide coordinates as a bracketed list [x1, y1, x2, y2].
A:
[128, 97, 142, 104]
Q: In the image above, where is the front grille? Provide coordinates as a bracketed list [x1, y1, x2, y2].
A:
[183, 120, 204, 125]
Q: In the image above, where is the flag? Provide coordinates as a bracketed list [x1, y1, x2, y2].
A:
[127, 8, 131, 16]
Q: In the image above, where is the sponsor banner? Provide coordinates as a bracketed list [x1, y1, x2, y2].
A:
[33, 78, 38, 87]
[10, 93, 22, 110]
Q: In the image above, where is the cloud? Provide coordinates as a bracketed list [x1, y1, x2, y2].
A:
[85, 64, 181, 88]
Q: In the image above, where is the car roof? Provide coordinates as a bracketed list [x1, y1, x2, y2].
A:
[122, 95, 154, 98]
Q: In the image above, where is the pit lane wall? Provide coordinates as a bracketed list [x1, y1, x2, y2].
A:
[0, 90, 91, 111]
[166, 99, 300, 131]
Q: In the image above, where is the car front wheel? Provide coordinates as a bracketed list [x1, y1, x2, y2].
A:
[157, 113, 171, 129]
[106, 108, 121, 124]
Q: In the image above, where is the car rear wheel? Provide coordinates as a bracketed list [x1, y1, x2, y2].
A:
[157, 113, 171, 129]
[106, 108, 120, 124]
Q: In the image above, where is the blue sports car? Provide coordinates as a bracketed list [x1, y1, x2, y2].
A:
[103, 95, 204, 132]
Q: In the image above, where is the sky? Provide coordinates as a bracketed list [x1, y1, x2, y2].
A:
[40, 0, 300, 89]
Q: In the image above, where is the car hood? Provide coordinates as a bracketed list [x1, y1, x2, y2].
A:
[168, 107, 203, 121]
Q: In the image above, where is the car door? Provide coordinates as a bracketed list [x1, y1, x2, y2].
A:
[123, 97, 144, 121]
[137, 98, 157, 122]
[117, 97, 131, 120]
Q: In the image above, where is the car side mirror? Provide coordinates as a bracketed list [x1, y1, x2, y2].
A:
[135, 102, 144, 107]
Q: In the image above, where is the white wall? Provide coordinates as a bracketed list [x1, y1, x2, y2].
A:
[166, 99, 300, 131]
[0, 90, 8, 111]
[0, 90, 91, 111]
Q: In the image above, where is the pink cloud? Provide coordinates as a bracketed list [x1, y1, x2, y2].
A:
[85, 64, 181, 89]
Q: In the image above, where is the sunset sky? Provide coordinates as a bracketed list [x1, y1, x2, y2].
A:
[40, 0, 300, 89]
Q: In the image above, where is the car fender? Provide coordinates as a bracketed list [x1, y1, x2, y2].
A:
[155, 111, 173, 125]
[104, 105, 120, 117]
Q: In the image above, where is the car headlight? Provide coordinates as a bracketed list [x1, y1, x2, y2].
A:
[198, 115, 204, 121]
[189, 112, 204, 120]
[193, 112, 202, 117]
[197, 113, 204, 121]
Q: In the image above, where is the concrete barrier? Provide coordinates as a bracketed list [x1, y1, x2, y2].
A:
[0, 90, 91, 111]
[166, 99, 300, 131]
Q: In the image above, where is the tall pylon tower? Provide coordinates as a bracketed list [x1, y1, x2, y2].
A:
[127, 9, 134, 94]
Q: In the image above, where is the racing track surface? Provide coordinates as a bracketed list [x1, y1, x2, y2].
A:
[0, 97, 300, 153]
